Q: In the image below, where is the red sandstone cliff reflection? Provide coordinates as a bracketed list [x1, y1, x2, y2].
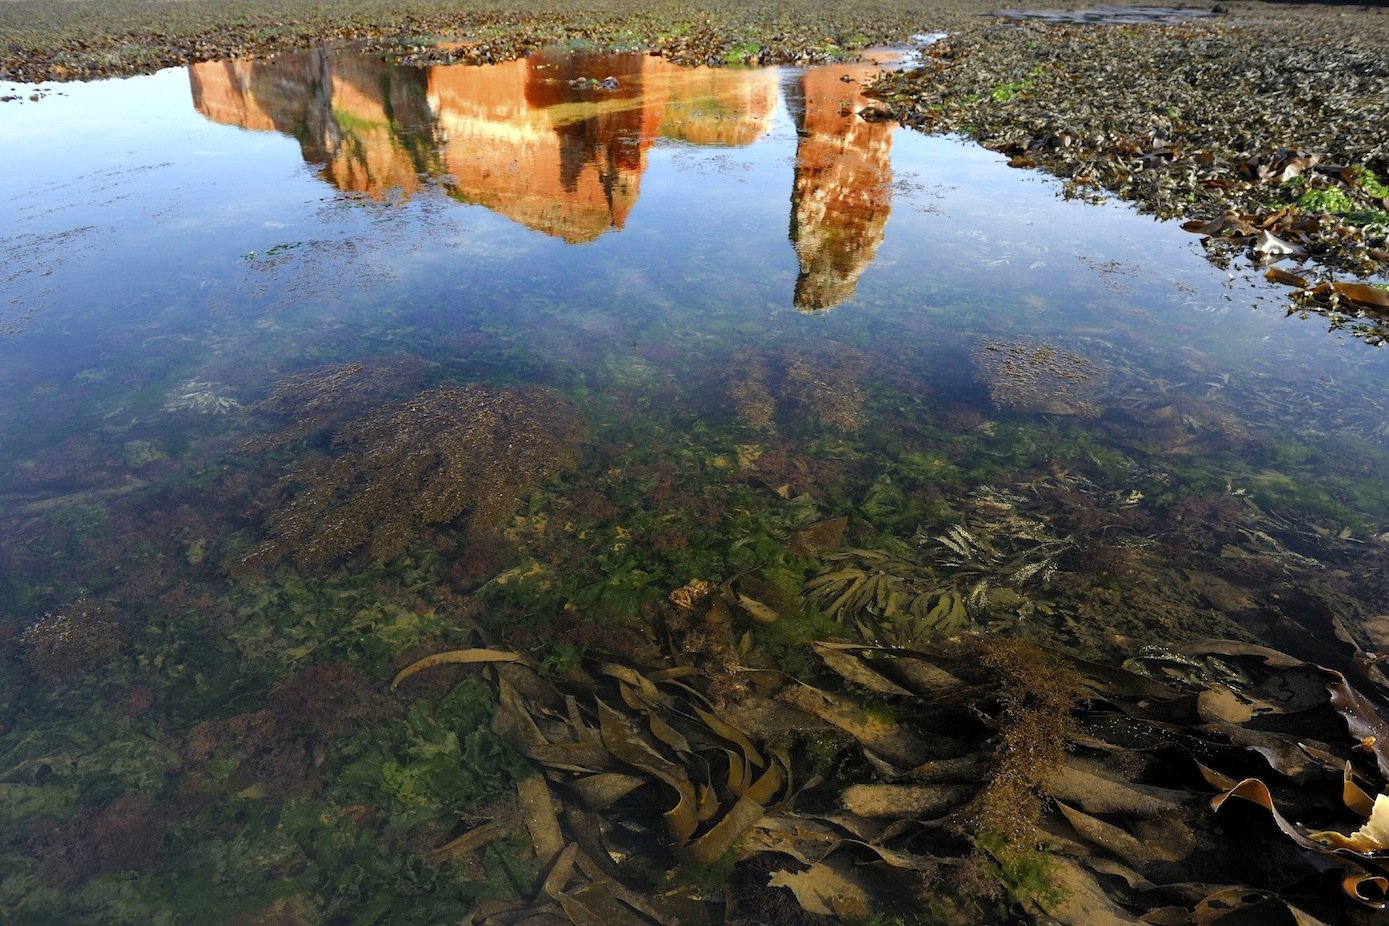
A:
[190, 49, 777, 242]
[189, 51, 437, 201]
[786, 63, 895, 313]
[189, 48, 896, 306]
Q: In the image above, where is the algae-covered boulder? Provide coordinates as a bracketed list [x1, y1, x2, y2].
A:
[21, 599, 127, 683]
[971, 340, 1106, 418]
[249, 382, 583, 566]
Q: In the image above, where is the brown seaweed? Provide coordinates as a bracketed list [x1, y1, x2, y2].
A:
[388, 636, 1389, 922]
[971, 341, 1106, 418]
[246, 382, 582, 566]
[20, 598, 127, 684]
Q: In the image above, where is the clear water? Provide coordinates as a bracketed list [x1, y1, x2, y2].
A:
[3, 46, 1389, 921]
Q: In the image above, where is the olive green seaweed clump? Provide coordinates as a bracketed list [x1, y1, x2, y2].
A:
[249, 384, 583, 566]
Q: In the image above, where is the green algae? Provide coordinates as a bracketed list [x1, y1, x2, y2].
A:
[1294, 172, 1389, 227]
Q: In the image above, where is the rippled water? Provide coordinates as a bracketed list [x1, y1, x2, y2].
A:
[4, 45, 1389, 921]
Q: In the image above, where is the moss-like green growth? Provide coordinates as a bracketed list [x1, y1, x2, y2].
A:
[990, 78, 1030, 103]
[750, 606, 848, 677]
[974, 829, 1069, 910]
[1297, 185, 1357, 215]
[336, 677, 527, 829]
[1294, 168, 1389, 226]
[670, 839, 743, 892]
[538, 641, 585, 676]
[1343, 210, 1389, 227]
[721, 40, 762, 66]
[331, 106, 387, 135]
[1357, 167, 1389, 199]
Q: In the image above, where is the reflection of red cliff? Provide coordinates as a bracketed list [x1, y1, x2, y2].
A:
[189, 49, 778, 241]
[189, 52, 435, 202]
[429, 53, 777, 242]
[188, 60, 282, 132]
[642, 61, 777, 147]
[320, 55, 435, 199]
[788, 65, 894, 313]
[429, 54, 654, 243]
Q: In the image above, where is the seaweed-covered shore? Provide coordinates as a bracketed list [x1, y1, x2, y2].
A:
[0, 0, 966, 82]
[868, 3, 1389, 278]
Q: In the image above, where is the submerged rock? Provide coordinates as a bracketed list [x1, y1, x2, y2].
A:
[20, 598, 127, 684]
[248, 381, 584, 567]
[971, 340, 1106, 417]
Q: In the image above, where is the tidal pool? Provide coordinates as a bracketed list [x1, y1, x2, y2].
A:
[4, 45, 1389, 923]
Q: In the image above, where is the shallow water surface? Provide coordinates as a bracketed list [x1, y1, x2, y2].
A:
[4, 45, 1389, 921]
